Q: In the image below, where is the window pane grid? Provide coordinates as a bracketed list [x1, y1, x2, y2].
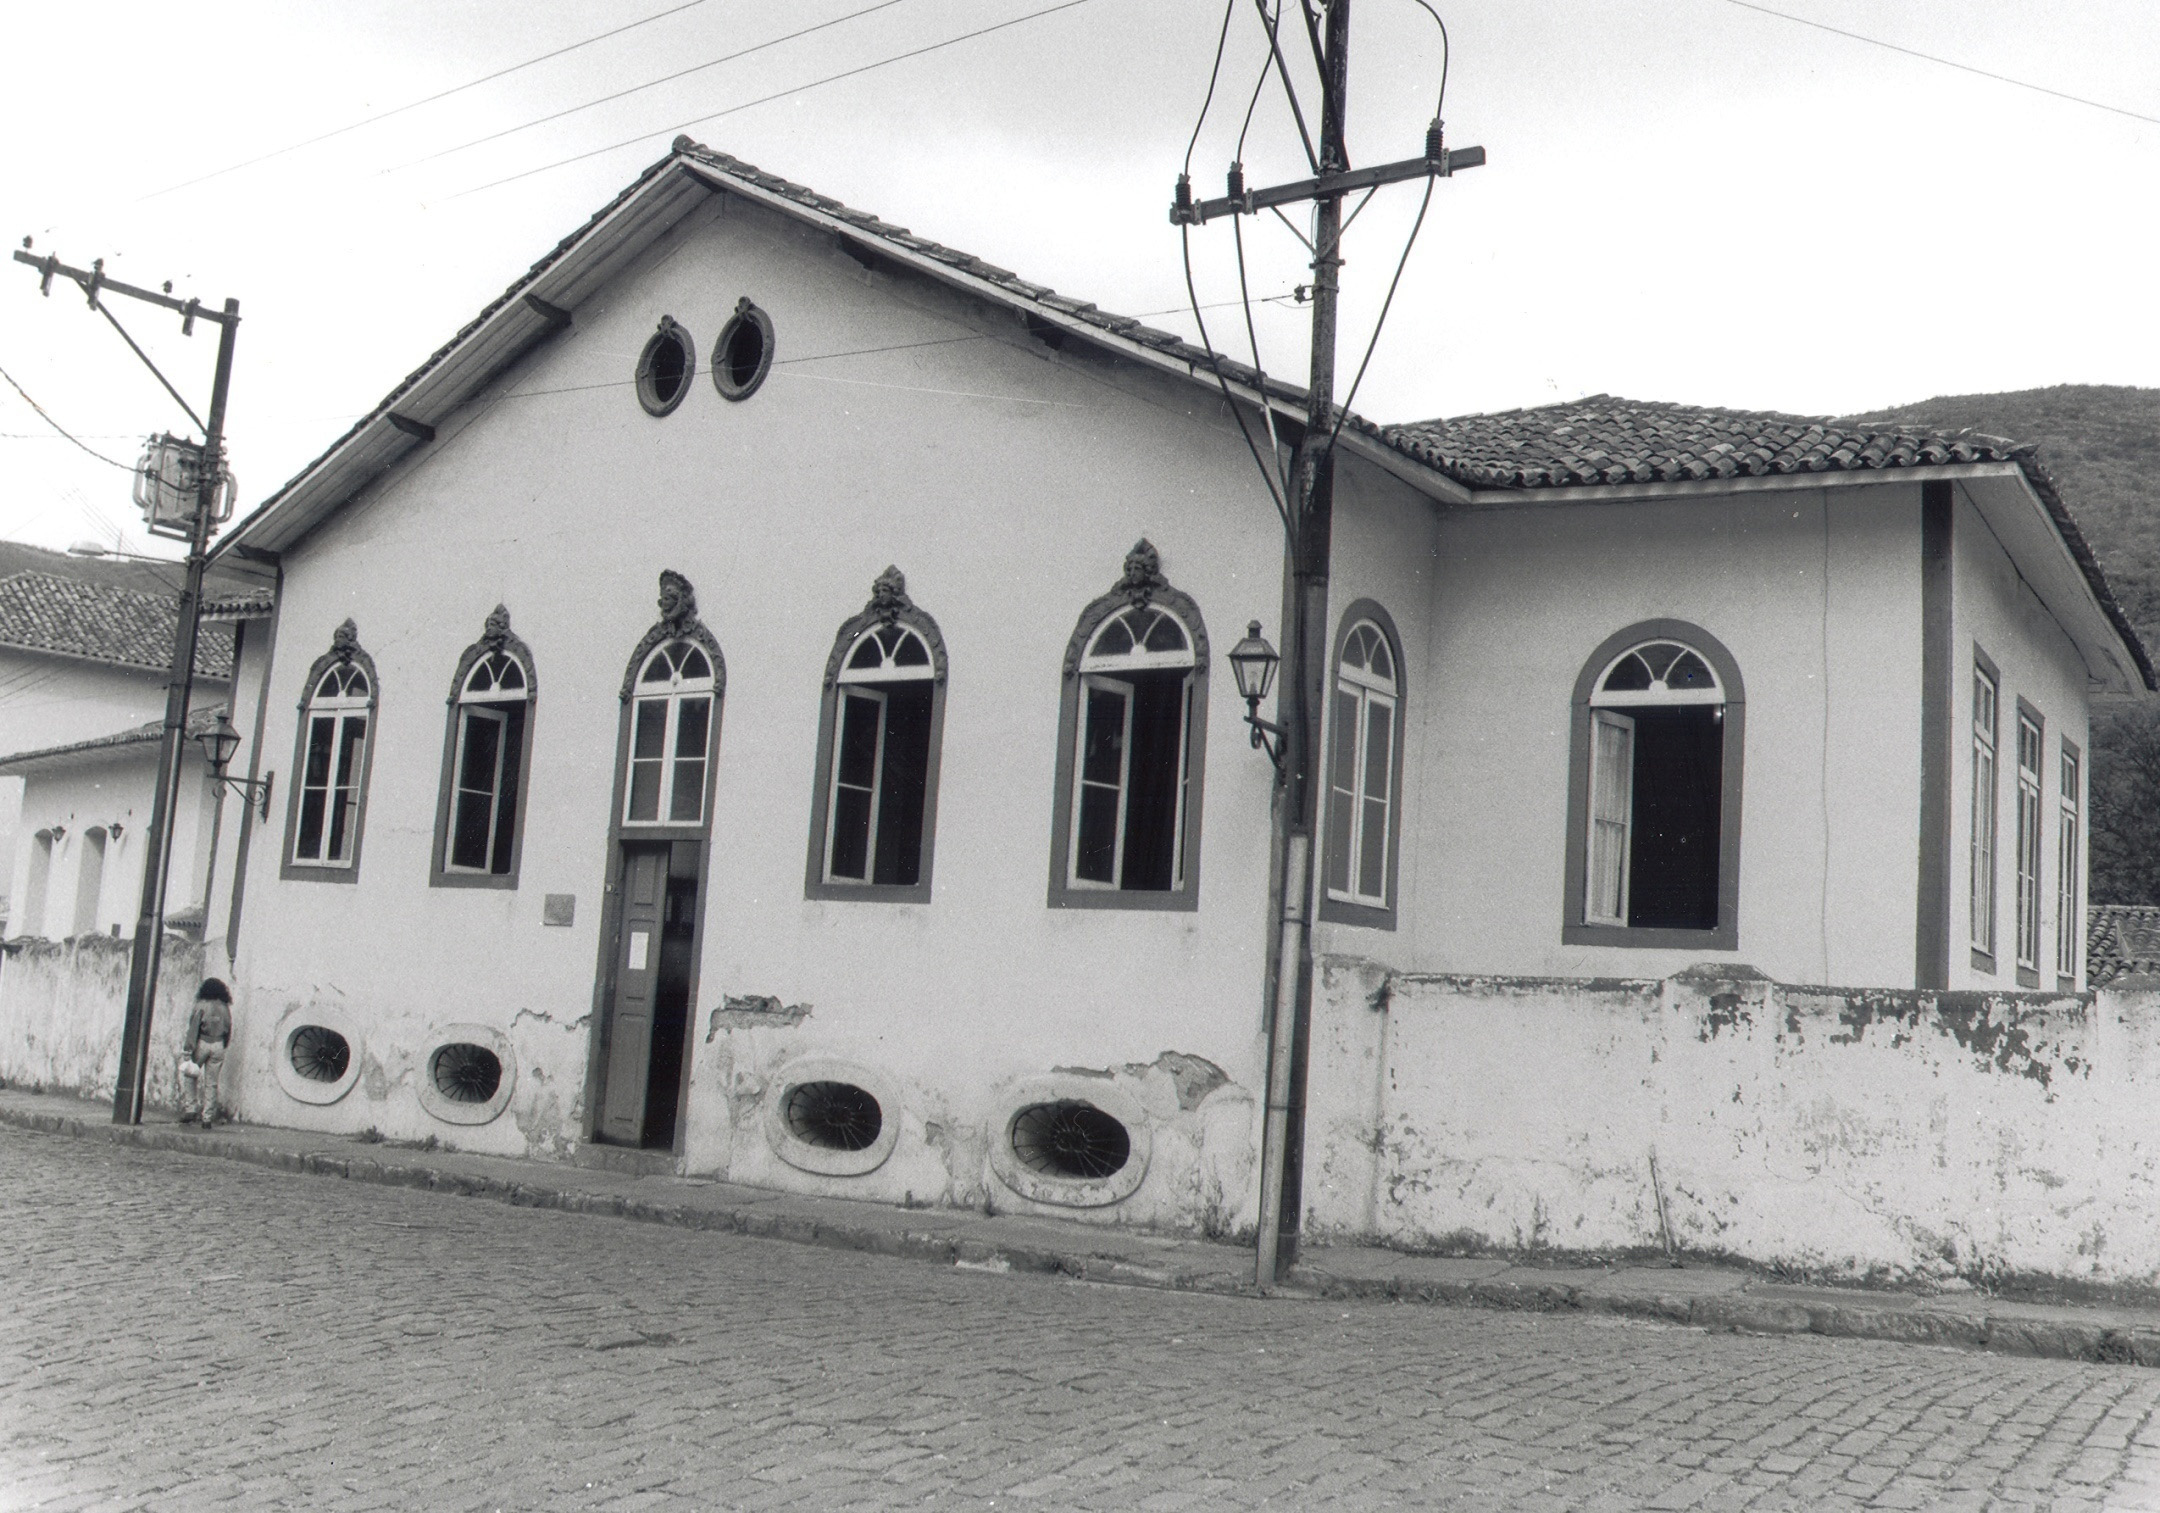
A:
[1971, 666, 1998, 955]
[2015, 713, 2042, 971]
[2058, 747, 2080, 978]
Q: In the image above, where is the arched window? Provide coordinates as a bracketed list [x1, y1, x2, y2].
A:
[284, 620, 378, 877]
[1563, 622, 1744, 948]
[1320, 604, 1405, 926]
[1049, 540, 1210, 909]
[432, 606, 537, 886]
[626, 640, 716, 825]
[806, 567, 947, 901]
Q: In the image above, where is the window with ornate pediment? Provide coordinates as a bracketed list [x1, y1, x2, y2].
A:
[618, 571, 725, 831]
[1562, 621, 1744, 949]
[1048, 540, 1210, 911]
[805, 567, 948, 902]
[431, 606, 538, 887]
[284, 620, 379, 881]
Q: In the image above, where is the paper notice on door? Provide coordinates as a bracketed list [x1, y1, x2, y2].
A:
[627, 931, 651, 971]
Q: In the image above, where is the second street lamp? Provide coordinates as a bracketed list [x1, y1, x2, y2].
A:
[195, 711, 273, 820]
[1229, 620, 1285, 770]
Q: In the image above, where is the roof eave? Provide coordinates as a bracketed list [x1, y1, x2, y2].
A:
[216, 154, 714, 560]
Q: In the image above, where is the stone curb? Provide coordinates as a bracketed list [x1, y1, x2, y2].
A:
[1284, 1266, 2160, 1369]
[11, 1100, 2155, 1367]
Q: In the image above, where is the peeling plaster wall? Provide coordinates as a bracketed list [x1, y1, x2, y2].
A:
[1307, 957, 2160, 1288]
[0, 933, 205, 1105]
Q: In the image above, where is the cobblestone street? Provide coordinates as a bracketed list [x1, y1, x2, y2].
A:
[8, 1125, 2160, 1511]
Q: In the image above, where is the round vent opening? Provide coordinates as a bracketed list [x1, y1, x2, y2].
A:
[712, 301, 773, 401]
[1009, 1100, 1130, 1181]
[783, 1080, 882, 1152]
[636, 319, 695, 416]
[287, 1024, 351, 1084]
[430, 1042, 502, 1104]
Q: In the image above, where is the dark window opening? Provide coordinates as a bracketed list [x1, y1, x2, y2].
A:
[431, 1042, 502, 1104]
[1624, 707, 1723, 930]
[1075, 668, 1190, 891]
[288, 1025, 351, 1084]
[448, 702, 525, 874]
[636, 321, 695, 416]
[784, 1081, 883, 1151]
[712, 302, 774, 401]
[827, 683, 933, 886]
[1010, 1101, 1131, 1180]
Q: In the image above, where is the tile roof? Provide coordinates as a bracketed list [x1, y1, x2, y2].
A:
[0, 702, 227, 775]
[200, 588, 275, 622]
[1376, 397, 2033, 490]
[1373, 397, 2153, 690]
[0, 572, 234, 679]
[2088, 904, 2160, 987]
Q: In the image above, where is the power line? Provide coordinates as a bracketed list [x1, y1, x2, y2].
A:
[1723, 0, 2160, 129]
[0, 364, 132, 470]
[396, 0, 916, 173]
[141, 0, 717, 199]
[453, 0, 1099, 198]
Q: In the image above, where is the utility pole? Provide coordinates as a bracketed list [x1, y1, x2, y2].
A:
[1173, 0, 1481, 1288]
[11, 245, 239, 1125]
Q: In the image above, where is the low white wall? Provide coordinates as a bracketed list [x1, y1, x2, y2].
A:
[0, 933, 205, 1105]
[1305, 954, 2160, 1290]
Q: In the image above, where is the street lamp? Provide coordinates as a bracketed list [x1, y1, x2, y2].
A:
[194, 711, 273, 820]
[1228, 620, 1285, 770]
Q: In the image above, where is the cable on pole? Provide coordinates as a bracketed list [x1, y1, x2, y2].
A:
[1180, 227, 1291, 537]
[1316, 0, 1450, 461]
[1185, 0, 1241, 177]
[1251, 0, 1321, 172]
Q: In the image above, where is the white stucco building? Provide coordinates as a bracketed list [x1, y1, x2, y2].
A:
[55, 141, 2160, 1286]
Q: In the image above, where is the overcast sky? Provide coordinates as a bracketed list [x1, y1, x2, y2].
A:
[1, 0, 2153, 557]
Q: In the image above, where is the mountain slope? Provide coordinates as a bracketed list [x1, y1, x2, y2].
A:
[1841, 385, 2160, 653]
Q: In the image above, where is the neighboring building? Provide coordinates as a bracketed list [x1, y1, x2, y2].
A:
[2089, 904, 2160, 986]
[0, 544, 261, 938]
[50, 140, 2160, 1285]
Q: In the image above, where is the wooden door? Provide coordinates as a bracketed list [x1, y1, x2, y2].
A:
[600, 843, 669, 1143]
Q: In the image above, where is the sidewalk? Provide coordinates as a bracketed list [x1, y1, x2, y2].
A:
[9, 1083, 2159, 1370]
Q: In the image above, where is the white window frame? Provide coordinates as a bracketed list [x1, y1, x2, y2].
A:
[293, 665, 372, 868]
[444, 654, 530, 876]
[1325, 621, 1399, 910]
[1581, 639, 1723, 929]
[1971, 661, 1998, 958]
[1585, 709, 1636, 926]
[623, 641, 715, 827]
[2057, 743, 2081, 981]
[2015, 709, 2043, 975]
[1066, 607, 1196, 893]
[823, 623, 937, 886]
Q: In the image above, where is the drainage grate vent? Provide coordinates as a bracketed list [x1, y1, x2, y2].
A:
[783, 1080, 882, 1151]
[1009, 1100, 1130, 1180]
[430, 1042, 502, 1104]
[287, 1025, 351, 1084]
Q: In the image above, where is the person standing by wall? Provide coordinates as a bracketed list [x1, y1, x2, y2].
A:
[176, 979, 232, 1125]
